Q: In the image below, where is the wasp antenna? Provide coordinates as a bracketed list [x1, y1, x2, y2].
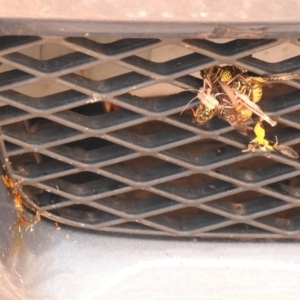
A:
[180, 96, 199, 115]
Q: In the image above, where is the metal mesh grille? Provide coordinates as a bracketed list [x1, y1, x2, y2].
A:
[1, 36, 300, 238]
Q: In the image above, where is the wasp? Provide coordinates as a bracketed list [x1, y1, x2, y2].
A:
[223, 69, 264, 103]
[184, 65, 300, 131]
[222, 68, 300, 128]
[214, 80, 276, 138]
[196, 78, 220, 110]
[233, 90, 277, 127]
[196, 66, 276, 138]
[205, 65, 300, 106]
[182, 65, 300, 159]
[184, 68, 256, 131]
[231, 79, 263, 103]
[223, 67, 300, 104]
[191, 102, 217, 124]
[215, 71, 277, 127]
[200, 65, 243, 85]
[202, 66, 264, 111]
[200, 67, 267, 125]
[218, 99, 253, 135]
[181, 77, 221, 125]
[243, 120, 299, 159]
[182, 66, 241, 126]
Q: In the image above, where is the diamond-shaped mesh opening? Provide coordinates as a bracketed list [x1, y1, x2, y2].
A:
[154, 174, 237, 202]
[104, 156, 185, 183]
[70, 102, 107, 116]
[1, 36, 300, 238]
[110, 120, 196, 151]
[42, 171, 127, 198]
[136, 44, 194, 62]
[55, 137, 112, 152]
[51, 204, 119, 225]
[164, 139, 242, 167]
[221, 157, 275, 170]
[132, 83, 184, 98]
[126, 120, 172, 135]
[87, 37, 119, 43]
[12, 80, 69, 97]
[9, 152, 74, 179]
[93, 190, 179, 216]
[18, 43, 74, 59]
[257, 207, 300, 232]
[74, 63, 131, 81]
[206, 191, 287, 216]
[49, 137, 134, 166]
[51, 172, 105, 184]
[170, 139, 225, 154]
[1, 118, 81, 146]
[215, 157, 294, 184]
[168, 173, 224, 187]
[207, 39, 234, 44]
[260, 84, 299, 110]
[252, 42, 300, 63]
[122, 50, 211, 76]
[265, 176, 300, 200]
[120, 156, 166, 170]
[110, 222, 160, 232]
[209, 224, 271, 235]
[147, 207, 228, 232]
[29, 189, 71, 209]
[4, 44, 97, 75]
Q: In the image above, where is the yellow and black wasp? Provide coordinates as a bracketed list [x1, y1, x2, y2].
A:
[180, 75, 221, 124]
[243, 120, 299, 159]
[194, 65, 270, 134]
[181, 65, 300, 158]
[180, 66, 239, 126]
[197, 65, 300, 128]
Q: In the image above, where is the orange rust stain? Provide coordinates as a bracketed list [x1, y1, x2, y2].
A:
[2, 174, 41, 229]
[2, 174, 14, 189]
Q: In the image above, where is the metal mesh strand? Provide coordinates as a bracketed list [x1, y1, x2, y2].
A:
[1, 36, 300, 238]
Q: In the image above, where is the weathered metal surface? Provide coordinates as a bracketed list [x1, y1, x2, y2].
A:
[1, 1, 300, 37]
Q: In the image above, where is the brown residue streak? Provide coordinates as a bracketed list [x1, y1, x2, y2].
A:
[2, 174, 14, 189]
[17, 217, 29, 227]
[12, 188, 24, 215]
[1, 174, 41, 229]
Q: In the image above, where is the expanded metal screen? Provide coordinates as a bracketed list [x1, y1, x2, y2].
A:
[1, 36, 300, 238]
